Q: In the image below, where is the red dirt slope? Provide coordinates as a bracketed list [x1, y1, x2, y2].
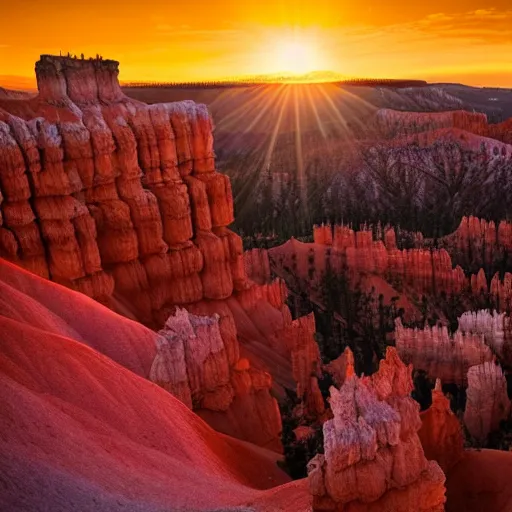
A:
[0, 258, 310, 511]
[0, 258, 158, 377]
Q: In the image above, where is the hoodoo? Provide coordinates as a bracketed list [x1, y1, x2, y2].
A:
[307, 348, 447, 511]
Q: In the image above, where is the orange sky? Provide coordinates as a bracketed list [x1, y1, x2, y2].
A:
[1, 0, 512, 88]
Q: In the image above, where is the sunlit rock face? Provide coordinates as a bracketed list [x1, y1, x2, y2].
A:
[395, 318, 493, 384]
[307, 347, 446, 512]
[458, 309, 511, 359]
[301, 224, 468, 296]
[324, 347, 355, 388]
[149, 307, 283, 450]
[464, 362, 511, 443]
[0, 55, 231, 325]
[310, 223, 512, 310]
[0, 55, 288, 451]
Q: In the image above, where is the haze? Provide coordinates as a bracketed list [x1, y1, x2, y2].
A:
[1, 0, 512, 88]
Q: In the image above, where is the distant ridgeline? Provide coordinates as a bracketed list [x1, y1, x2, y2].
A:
[122, 78, 429, 89]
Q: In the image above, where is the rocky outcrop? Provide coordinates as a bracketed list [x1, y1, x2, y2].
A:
[232, 271, 325, 417]
[0, 55, 289, 451]
[151, 308, 230, 411]
[240, 246, 326, 417]
[458, 310, 511, 358]
[286, 313, 325, 417]
[395, 318, 493, 384]
[490, 271, 512, 312]
[313, 224, 333, 246]
[150, 303, 283, 451]
[489, 117, 512, 144]
[307, 347, 446, 511]
[0, 55, 238, 326]
[464, 362, 510, 443]
[418, 380, 464, 473]
[290, 224, 467, 297]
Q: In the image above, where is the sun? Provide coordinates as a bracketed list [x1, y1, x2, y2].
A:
[275, 40, 318, 75]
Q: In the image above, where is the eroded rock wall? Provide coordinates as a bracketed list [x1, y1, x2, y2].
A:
[395, 318, 493, 384]
[239, 250, 325, 417]
[286, 224, 467, 297]
[458, 309, 511, 358]
[0, 55, 285, 451]
[0, 55, 238, 326]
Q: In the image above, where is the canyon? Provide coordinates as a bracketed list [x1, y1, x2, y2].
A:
[2, 55, 512, 512]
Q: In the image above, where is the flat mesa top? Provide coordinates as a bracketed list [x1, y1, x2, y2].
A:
[37, 54, 119, 66]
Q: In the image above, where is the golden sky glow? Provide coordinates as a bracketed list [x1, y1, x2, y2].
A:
[1, 0, 512, 88]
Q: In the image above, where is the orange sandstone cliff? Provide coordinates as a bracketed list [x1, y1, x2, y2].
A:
[0, 55, 331, 449]
[0, 55, 287, 450]
[0, 55, 235, 322]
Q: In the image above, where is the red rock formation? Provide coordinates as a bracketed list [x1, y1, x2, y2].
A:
[307, 347, 446, 511]
[240, 246, 327, 417]
[442, 216, 512, 270]
[153, 308, 232, 411]
[488, 117, 512, 145]
[333, 224, 356, 250]
[384, 227, 397, 250]
[418, 380, 464, 473]
[0, 256, 281, 451]
[0, 55, 240, 325]
[464, 362, 511, 443]
[395, 318, 493, 384]
[202, 356, 283, 452]
[0, 260, 303, 511]
[313, 223, 333, 246]
[273, 224, 468, 299]
[458, 309, 510, 358]
[490, 271, 512, 311]
[286, 313, 325, 417]
[0, 55, 292, 451]
[471, 268, 488, 294]
[232, 275, 325, 418]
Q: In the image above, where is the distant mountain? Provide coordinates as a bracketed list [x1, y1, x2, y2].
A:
[226, 70, 350, 83]
[0, 75, 37, 91]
